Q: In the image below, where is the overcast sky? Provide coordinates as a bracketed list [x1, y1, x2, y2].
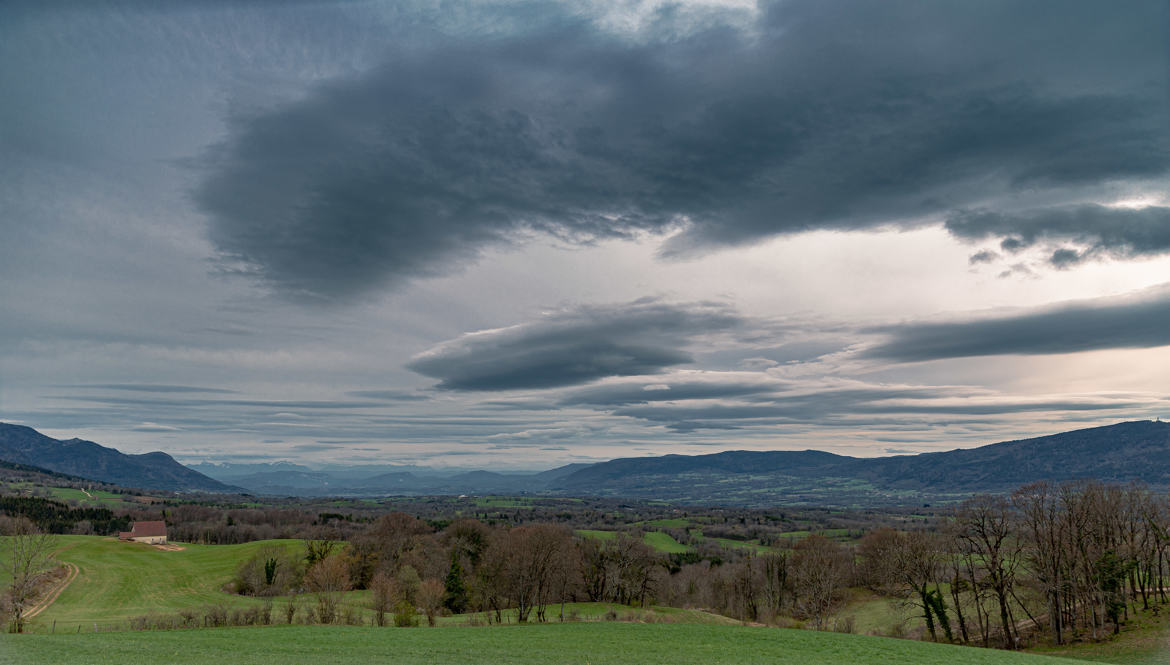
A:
[2, 0, 1168, 470]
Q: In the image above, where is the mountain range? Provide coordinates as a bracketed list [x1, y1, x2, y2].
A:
[549, 420, 1170, 504]
[3, 420, 1169, 505]
[0, 423, 240, 493]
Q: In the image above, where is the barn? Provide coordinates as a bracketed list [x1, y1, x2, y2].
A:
[118, 520, 168, 544]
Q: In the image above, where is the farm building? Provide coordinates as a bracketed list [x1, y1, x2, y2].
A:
[118, 520, 167, 544]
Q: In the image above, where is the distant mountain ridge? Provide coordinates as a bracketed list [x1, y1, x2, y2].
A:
[4, 420, 1167, 504]
[0, 423, 241, 493]
[193, 461, 593, 497]
[548, 420, 1170, 503]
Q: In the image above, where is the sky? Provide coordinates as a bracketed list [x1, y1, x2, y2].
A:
[2, 0, 1169, 471]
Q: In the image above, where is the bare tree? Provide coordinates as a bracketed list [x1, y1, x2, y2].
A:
[1013, 482, 1067, 645]
[791, 535, 848, 629]
[955, 495, 1022, 648]
[304, 553, 351, 624]
[498, 524, 573, 622]
[2, 517, 55, 633]
[417, 578, 445, 626]
[369, 571, 396, 626]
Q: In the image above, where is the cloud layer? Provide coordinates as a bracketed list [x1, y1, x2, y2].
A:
[948, 205, 1170, 268]
[196, 0, 1169, 300]
[866, 287, 1170, 362]
[407, 299, 743, 390]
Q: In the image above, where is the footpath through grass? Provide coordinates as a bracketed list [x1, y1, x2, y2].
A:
[0, 622, 1095, 665]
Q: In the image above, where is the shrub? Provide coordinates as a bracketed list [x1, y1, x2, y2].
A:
[393, 599, 419, 627]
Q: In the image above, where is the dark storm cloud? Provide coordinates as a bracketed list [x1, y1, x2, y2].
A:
[406, 299, 742, 391]
[865, 288, 1170, 362]
[947, 205, 1170, 268]
[195, 0, 1169, 300]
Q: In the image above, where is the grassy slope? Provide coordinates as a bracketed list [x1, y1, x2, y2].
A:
[0, 623, 1094, 665]
[12, 536, 731, 632]
[1027, 607, 1170, 665]
[17, 536, 302, 629]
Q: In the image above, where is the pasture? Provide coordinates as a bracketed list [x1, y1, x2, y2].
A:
[0, 622, 1095, 665]
[13, 536, 301, 630]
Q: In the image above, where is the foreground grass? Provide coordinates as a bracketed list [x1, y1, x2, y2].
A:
[0, 622, 1093, 665]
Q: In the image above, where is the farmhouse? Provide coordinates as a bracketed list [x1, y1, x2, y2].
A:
[118, 520, 167, 544]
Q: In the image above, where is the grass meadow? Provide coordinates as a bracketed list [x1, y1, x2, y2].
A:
[8, 536, 302, 630]
[0, 622, 1096, 665]
[7, 535, 1169, 664]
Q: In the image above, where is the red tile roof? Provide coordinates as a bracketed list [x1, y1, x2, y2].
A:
[130, 521, 167, 538]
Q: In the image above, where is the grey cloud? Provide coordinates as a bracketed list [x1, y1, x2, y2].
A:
[75, 384, 237, 394]
[53, 395, 381, 410]
[616, 396, 1137, 427]
[195, 1, 1169, 299]
[407, 299, 742, 390]
[288, 443, 345, 453]
[947, 205, 1170, 268]
[997, 263, 1035, 279]
[666, 421, 744, 433]
[130, 422, 183, 432]
[968, 249, 999, 265]
[865, 287, 1170, 361]
[594, 377, 1146, 431]
[1050, 248, 1083, 268]
[560, 377, 782, 407]
[347, 390, 430, 401]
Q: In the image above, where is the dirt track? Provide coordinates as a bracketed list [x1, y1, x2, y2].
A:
[24, 561, 79, 620]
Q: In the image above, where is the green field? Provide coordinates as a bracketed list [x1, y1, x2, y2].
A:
[9, 536, 302, 630]
[575, 529, 691, 554]
[9, 535, 1168, 665]
[574, 529, 618, 541]
[641, 531, 690, 554]
[7, 536, 733, 633]
[0, 622, 1096, 665]
[0, 483, 135, 509]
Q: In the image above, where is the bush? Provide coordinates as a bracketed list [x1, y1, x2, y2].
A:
[393, 599, 419, 627]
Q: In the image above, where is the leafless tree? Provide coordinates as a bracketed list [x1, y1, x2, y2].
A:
[955, 495, 1022, 648]
[304, 553, 351, 624]
[791, 534, 849, 629]
[2, 517, 55, 633]
[417, 578, 445, 626]
[1013, 482, 1067, 644]
[369, 570, 396, 626]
